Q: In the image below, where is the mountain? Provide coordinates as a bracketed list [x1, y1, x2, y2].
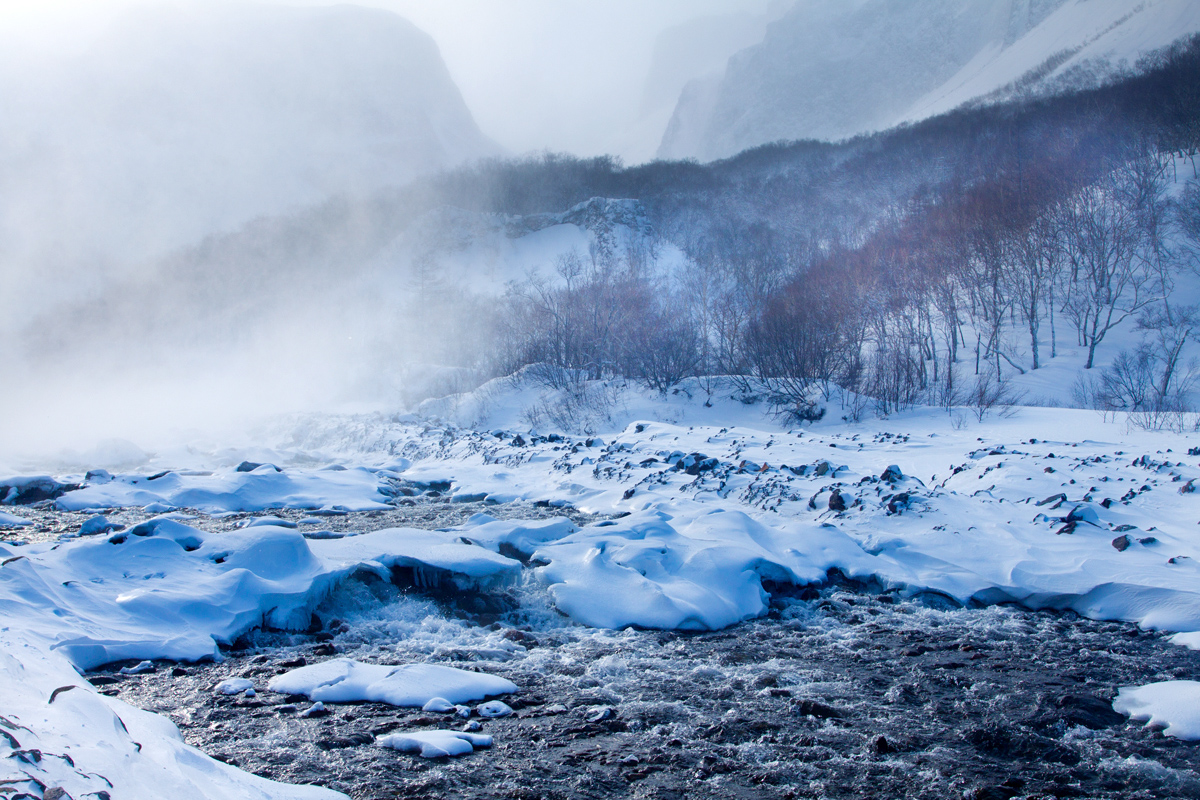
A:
[0, 2, 497, 325]
[658, 0, 1200, 161]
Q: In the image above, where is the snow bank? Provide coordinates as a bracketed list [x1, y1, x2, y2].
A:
[0, 520, 524, 797]
[1, 520, 520, 669]
[55, 466, 393, 513]
[0, 631, 343, 799]
[268, 659, 516, 706]
[530, 508, 871, 630]
[1113, 681, 1200, 739]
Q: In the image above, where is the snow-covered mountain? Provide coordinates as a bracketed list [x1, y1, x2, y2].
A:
[659, 0, 1200, 161]
[0, 2, 496, 324]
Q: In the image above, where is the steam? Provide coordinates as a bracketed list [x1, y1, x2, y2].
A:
[0, 0, 779, 467]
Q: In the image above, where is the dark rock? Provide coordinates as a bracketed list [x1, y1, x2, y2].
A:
[1037, 493, 1067, 507]
[316, 733, 373, 750]
[880, 465, 903, 483]
[235, 461, 281, 473]
[870, 734, 896, 754]
[1111, 535, 1131, 552]
[828, 490, 847, 512]
[794, 699, 842, 719]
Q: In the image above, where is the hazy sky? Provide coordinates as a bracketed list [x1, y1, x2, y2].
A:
[0, 0, 779, 161]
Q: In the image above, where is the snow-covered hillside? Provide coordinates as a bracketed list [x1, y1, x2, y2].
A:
[659, 0, 1200, 161]
[0, 2, 496, 326]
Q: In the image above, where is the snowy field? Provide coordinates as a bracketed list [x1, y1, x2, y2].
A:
[3, 379, 1200, 798]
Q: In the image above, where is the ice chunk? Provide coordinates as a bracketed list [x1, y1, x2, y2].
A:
[267, 659, 517, 707]
[376, 730, 492, 758]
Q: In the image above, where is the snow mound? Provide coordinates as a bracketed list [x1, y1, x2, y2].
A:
[56, 466, 393, 513]
[376, 729, 493, 758]
[1113, 681, 1200, 739]
[532, 508, 871, 630]
[268, 659, 517, 706]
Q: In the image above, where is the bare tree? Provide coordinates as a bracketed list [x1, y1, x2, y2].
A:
[1058, 173, 1157, 369]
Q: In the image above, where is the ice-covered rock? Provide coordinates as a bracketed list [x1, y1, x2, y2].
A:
[476, 700, 513, 718]
[216, 678, 255, 696]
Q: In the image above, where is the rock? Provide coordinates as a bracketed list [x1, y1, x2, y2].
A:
[1112, 535, 1131, 552]
[43, 788, 70, 800]
[880, 465, 903, 483]
[870, 734, 896, 754]
[1180, 479, 1195, 494]
[235, 461, 281, 472]
[794, 699, 842, 719]
[1037, 493, 1066, 507]
[585, 706, 615, 723]
[814, 461, 833, 477]
[828, 490, 847, 512]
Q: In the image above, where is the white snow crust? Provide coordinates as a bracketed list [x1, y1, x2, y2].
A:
[1114, 681, 1200, 739]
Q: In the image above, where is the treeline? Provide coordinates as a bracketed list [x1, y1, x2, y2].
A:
[489, 36, 1200, 427]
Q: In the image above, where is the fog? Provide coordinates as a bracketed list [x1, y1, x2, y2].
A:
[0, 0, 786, 464]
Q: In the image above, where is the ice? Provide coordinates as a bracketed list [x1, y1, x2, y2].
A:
[267, 659, 517, 707]
[1113, 681, 1200, 739]
[376, 730, 493, 758]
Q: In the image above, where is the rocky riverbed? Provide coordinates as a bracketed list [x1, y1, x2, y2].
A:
[69, 507, 1200, 800]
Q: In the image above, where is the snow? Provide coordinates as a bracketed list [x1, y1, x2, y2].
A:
[0, 511, 30, 528]
[56, 466, 395, 513]
[1113, 681, 1200, 739]
[0, 630, 343, 799]
[660, 0, 1200, 159]
[5, 381, 1200, 795]
[267, 659, 517, 707]
[376, 730, 493, 758]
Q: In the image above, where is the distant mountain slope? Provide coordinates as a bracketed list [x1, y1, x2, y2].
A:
[0, 2, 497, 324]
[659, 0, 1200, 161]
